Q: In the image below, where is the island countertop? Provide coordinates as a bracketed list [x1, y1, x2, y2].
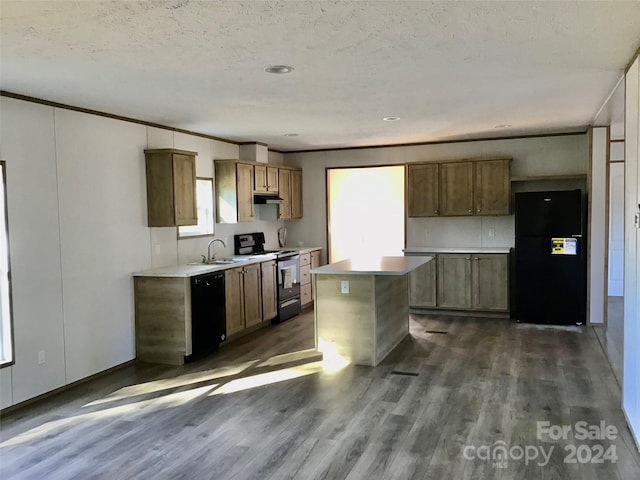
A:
[310, 255, 432, 276]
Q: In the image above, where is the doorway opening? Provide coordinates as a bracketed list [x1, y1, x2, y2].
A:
[327, 165, 405, 263]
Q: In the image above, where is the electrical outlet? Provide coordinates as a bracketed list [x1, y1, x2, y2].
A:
[38, 350, 45, 365]
[425, 229, 430, 236]
[154, 244, 161, 255]
[341, 280, 349, 294]
[489, 228, 496, 238]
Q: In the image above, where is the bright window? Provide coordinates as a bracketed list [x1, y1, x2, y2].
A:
[178, 178, 215, 238]
[327, 165, 405, 263]
[0, 162, 13, 366]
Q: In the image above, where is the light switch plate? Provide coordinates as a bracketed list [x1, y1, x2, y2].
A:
[341, 280, 349, 294]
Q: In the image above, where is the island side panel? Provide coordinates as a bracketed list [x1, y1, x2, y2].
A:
[373, 274, 410, 365]
[134, 276, 191, 365]
[314, 274, 375, 366]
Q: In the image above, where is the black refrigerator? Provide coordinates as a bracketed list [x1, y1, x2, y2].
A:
[512, 190, 587, 325]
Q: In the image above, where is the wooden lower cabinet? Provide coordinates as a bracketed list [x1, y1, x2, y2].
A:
[409, 257, 437, 307]
[225, 262, 266, 337]
[408, 253, 509, 313]
[472, 254, 509, 311]
[243, 263, 263, 327]
[225, 268, 245, 336]
[261, 260, 278, 321]
[437, 254, 472, 309]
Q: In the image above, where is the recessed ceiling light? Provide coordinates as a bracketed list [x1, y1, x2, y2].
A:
[284, 133, 299, 137]
[264, 65, 294, 74]
[383, 116, 401, 122]
[494, 124, 512, 128]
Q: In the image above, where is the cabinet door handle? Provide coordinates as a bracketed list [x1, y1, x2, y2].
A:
[466, 257, 470, 261]
[474, 257, 479, 261]
[468, 209, 472, 213]
[477, 209, 481, 213]
[434, 210, 438, 214]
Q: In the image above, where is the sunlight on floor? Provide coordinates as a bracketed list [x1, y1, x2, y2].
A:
[1, 350, 344, 448]
[84, 360, 259, 407]
[209, 361, 324, 395]
[318, 338, 350, 372]
[0, 384, 217, 448]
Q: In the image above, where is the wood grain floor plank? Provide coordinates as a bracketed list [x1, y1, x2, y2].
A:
[1, 311, 639, 480]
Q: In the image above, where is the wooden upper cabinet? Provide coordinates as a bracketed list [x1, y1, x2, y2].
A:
[254, 165, 268, 192]
[440, 162, 474, 216]
[267, 167, 279, 192]
[278, 168, 292, 220]
[291, 169, 303, 219]
[236, 163, 255, 222]
[406, 158, 511, 218]
[407, 163, 439, 217]
[144, 149, 197, 227]
[474, 159, 511, 215]
[254, 165, 279, 193]
[215, 160, 254, 223]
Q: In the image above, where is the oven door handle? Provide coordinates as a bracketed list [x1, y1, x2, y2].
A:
[280, 298, 299, 308]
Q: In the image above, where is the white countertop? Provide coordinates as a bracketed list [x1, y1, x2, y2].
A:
[403, 247, 511, 254]
[133, 254, 277, 278]
[269, 246, 322, 254]
[311, 256, 432, 276]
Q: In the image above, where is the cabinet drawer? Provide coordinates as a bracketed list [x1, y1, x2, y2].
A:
[300, 264, 311, 285]
[301, 283, 312, 306]
[300, 253, 311, 267]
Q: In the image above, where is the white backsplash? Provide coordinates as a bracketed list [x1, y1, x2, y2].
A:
[405, 215, 515, 248]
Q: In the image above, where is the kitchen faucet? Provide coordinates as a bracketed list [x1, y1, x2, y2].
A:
[206, 238, 226, 263]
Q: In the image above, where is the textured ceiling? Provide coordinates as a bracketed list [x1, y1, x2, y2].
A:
[2, 1, 640, 151]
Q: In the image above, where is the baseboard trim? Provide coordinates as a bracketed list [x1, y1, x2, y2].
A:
[409, 307, 510, 319]
[0, 359, 135, 416]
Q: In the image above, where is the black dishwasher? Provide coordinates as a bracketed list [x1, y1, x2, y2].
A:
[187, 272, 226, 362]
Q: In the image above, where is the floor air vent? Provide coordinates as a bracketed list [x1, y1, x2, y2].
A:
[390, 371, 419, 377]
[425, 330, 448, 334]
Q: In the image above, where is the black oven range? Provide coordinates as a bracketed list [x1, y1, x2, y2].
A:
[234, 233, 301, 322]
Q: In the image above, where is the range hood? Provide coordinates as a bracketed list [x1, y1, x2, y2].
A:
[253, 193, 284, 204]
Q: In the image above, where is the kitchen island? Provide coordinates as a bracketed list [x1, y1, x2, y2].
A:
[311, 256, 431, 366]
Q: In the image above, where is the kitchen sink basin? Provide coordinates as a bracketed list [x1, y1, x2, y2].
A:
[186, 257, 250, 266]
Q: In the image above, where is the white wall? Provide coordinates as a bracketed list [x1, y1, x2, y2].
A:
[54, 109, 151, 383]
[284, 135, 588, 258]
[0, 99, 66, 405]
[623, 56, 640, 447]
[0, 97, 285, 408]
[589, 127, 609, 325]
[609, 161, 625, 296]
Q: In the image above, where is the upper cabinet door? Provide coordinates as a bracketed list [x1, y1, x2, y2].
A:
[278, 169, 292, 220]
[236, 163, 255, 222]
[474, 159, 511, 216]
[267, 167, 279, 193]
[291, 169, 303, 219]
[440, 162, 474, 216]
[145, 149, 197, 227]
[254, 165, 268, 193]
[407, 163, 439, 217]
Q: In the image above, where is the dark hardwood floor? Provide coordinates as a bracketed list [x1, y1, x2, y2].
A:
[1, 310, 639, 479]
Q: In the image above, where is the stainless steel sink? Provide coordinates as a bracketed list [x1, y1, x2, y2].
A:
[186, 257, 250, 266]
